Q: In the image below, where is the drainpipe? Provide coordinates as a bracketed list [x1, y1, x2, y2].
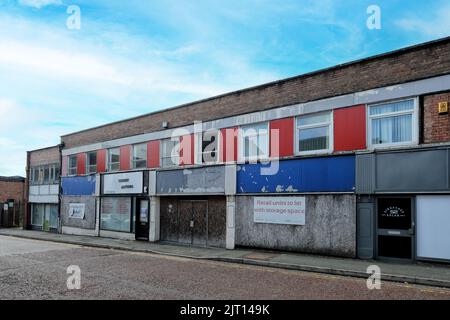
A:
[58, 142, 65, 234]
[24, 151, 30, 230]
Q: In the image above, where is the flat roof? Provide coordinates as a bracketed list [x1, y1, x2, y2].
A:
[0, 176, 25, 182]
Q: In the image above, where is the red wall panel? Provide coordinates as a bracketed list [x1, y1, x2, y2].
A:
[97, 149, 107, 173]
[220, 127, 238, 163]
[179, 134, 194, 166]
[147, 140, 160, 168]
[76, 153, 86, 175]
[334, 105, 366, 151]
[270, 117, 294, 158]
[120, 145, 131, 171]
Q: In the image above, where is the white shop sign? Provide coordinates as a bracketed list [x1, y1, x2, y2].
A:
[103, 172, 143, 195]
[69, 203, 85, 219]
[254, 197, 306, 225]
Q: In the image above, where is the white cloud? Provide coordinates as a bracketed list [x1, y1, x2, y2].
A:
[18, 0, 62, 9]
[395, 5, 450, 38]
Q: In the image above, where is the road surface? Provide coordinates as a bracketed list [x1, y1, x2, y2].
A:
[1, 235, 449, 300]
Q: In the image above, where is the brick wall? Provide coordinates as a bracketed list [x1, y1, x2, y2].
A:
[423, 92, 450, 144]
[0, 180, 25, 203]
[61, 38, 450, 148]
[29, 146, 60, 167]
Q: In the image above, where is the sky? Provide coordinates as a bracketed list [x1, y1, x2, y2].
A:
[0, 0, 449, 176]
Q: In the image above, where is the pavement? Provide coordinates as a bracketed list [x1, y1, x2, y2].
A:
[1, 228, 450, 289]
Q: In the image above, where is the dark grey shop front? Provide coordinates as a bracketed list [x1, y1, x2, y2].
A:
[356, 146, 450, 262]
[156, 166, 229, 248]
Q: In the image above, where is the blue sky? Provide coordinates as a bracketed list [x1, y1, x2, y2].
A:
[0, 0, 449, 176]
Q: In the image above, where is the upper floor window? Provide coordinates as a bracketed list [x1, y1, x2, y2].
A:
[161, 138, 179, 168]
[132, 143, 147, 169]
[201, 130, 219, 164]
[68, 155, 77, 176]
[108, 148, 120, 172]
[296, 112, 333, 155]
[368, 99, 418, 148]
[239, 122, 269, 161]
[87, 152, 97, 174]
[31, 164, 60, 184]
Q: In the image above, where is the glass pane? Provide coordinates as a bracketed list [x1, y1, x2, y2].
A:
[33, 168, 39, 185]
[32, 204, 44, 226]
[110, 163, 120, 172]
[371, 114, 412, 145]
[370, 99, 414, 116]
[258, 133, 269, 157]
[378, 236, 412, 259]
[133, 144, 147, 168]
[101, 197, 132, 233]
[49, 205, 59, 229]
[134, 160, 147, 169]
[88, 153, 97, 166]
[299, 126, 329, 152]
[54, 166, 60, 182]
[202, 132, 218, 163]
[69, 156, 77, 168]
[161, 139, 179, 167]
[377, 198, 412, 230]
[298, 113, 330, 127]
[242, 124, 268, 159]
[43, 166, 50, 184]
[242, 123, 267, 135]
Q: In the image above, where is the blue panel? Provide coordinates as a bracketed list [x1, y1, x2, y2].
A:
[61, 176, 96, 196]
[237, 156, 355, 193]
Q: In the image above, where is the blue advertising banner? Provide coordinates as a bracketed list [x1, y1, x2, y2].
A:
[61, 175, 96, 196]
[237, 155, 355, 193]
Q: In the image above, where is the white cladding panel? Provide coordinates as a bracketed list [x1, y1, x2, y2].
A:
[417, 196, 450, 261]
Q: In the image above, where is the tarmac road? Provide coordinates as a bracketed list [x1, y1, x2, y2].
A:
[1, 235, 450, 300]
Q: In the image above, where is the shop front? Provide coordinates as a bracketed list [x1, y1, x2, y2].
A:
[61, 175, 97, 236]
[235, 155, 357, 257]
[29, 183, 60, 232]
[154, 165, 235, 248]
[100, 171, 149, 241]
[356, 146, 450, 263]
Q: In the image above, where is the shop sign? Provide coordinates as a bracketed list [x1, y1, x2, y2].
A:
[69, 203, 85, 219]
[254, 197, 306, 225]
[103, 172, 143, 195]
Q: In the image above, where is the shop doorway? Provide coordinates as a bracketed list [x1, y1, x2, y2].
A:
[135, 198, 149, 241]
[160, 197, 226, 248]
[376, 197, 415, 261]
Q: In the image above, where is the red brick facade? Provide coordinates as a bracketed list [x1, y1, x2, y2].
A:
[423, 92, 450, 144]
[0, 178, 25, 203]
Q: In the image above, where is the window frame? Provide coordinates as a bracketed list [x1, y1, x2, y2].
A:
[196, 130, 220, 165]
[86, 151, 97, 174]
[132, 143, 148, 169]
[108, 147, 120, 172]
[238, 122, 270, 162]
[295, 111, 334, 156]
[367, 97, 419, 150]
[160, 137, 180, 168]
[68, 155, 78, 176]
